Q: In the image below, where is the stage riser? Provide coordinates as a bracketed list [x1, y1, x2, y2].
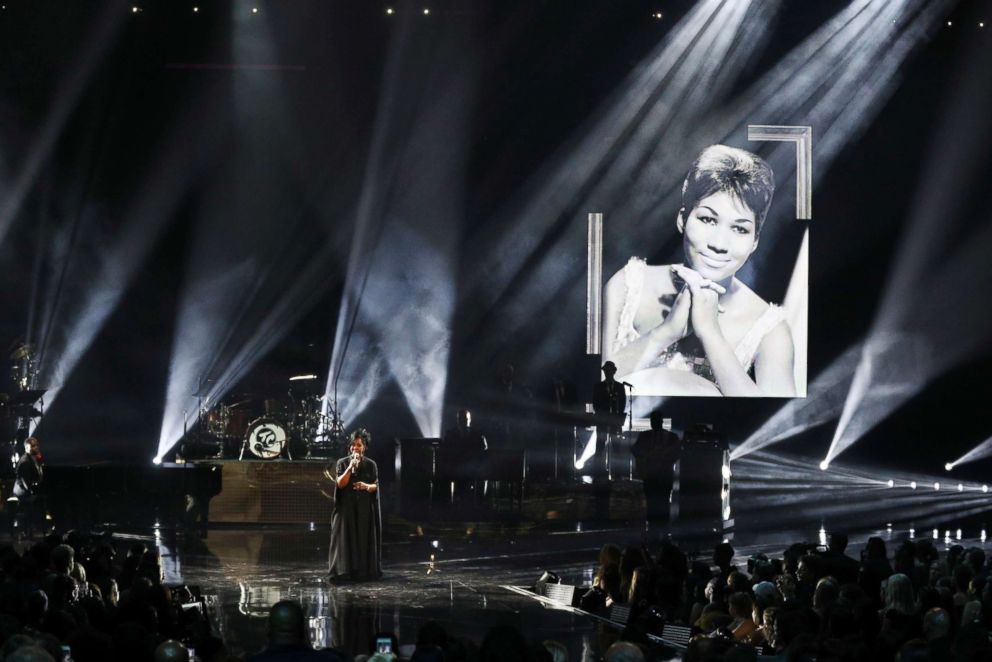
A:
[209, 461, 332, 524]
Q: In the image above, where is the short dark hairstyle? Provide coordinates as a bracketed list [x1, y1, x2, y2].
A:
[727, 592, 753, 616]
[649, 410, 666, 431]
[828, 532, 849, 553]
[352, 428, 371, 447]
[713, 542, 735, 568]
[681, 145, 775, 235]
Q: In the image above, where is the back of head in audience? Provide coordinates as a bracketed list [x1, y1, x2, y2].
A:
[154, 639, 190, 662]
[604, 641, 644, 662]
[966, 547, 986, 572]
[267, 600, 308, 647]
[884, 573, 916, 615]
[713, 542, 735, 571]
[828, 532, 849, 554]
[922, 607, 950, 641]
[480, 625, 529, 662]
[50, 544, 75, 575]
[812, 577, 839, 612]
[727, 592, 753, 619]
[962, 599, 983, 626]
[6, 646, 56, 662]
[752, 581, 776, 610]
[864, 536, 888, 561]
[2, 635, 37, 660]
[417, 621, 448, 649]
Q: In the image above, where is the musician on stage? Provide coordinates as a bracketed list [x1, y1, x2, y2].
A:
[13, 436, 44, 536]
[631, 411, 681, 533]
[328, 429, 382, 583]
[592, 361, 627, 476]
[442, 409, 488, 512]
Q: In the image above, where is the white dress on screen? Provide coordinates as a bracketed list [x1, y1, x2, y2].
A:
[613, 257, 785, 391]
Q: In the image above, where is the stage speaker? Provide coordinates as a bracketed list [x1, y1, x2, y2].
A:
[394, 438, 440, 518]
[671, 438, 730, 545]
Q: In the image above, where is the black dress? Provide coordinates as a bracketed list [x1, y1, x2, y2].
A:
[328, 456, 382, 581]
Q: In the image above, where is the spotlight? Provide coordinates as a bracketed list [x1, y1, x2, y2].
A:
[934, 482, 940, 491]
[152, 456, 162, 465]
[251, 6, 259, 13]
[652, 11, 663, 20]
[945, 462, 953, 471]
[819, 460, 830, 471]
[947, 20, 953, 26]
[909, 528, 915, 539]
[386, 7, 394, 14]
[958, 483, 964, 492]
[932, 529, 938, 539]
[980, 22, 985, 28]
[910, 481, 917, 489]
[193, 6, 199, 12]
[984, 485, 989, 493]
[422, 7, 430, 15]
[983, 530, 988, 542]
[887, 479, 895, 488]
[574, 459, 585, 470]
[957, 529, 962, 540]
[131, 6, 141, 13]
[721, 464, 731, 480]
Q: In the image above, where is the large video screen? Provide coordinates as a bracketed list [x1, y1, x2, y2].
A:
[596, 141, 808, 398]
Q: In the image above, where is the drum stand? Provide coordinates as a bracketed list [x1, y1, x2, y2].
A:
[305, 409, 346, 459]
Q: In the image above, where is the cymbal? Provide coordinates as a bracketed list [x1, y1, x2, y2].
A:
[226, 394, 256, 408]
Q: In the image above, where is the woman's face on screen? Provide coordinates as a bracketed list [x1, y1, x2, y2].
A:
[680, 190, 759, 283]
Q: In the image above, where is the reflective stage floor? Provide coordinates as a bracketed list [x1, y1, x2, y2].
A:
[142, 521, 992, 659]
[153, 524, 612, 660]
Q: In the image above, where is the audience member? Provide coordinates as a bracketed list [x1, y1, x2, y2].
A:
[249, 600, 346, 661]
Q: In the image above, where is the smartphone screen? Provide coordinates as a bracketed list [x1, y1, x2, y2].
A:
[376, 637, 393, 654]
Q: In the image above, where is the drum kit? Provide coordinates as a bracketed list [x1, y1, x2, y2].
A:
[194, 375, 347, 460]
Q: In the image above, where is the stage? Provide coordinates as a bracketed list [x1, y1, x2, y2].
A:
[136, 518, 991, 659]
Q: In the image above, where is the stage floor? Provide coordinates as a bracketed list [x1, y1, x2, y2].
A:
[139, 521, 992, 659]
[152, 525, 606, 659]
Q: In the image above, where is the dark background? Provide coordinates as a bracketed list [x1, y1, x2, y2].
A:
[0, 0, 989, 481]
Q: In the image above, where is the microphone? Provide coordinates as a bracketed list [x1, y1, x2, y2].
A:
[621, 381, 634, 388]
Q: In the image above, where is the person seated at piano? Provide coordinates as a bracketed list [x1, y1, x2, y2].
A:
[441, 409, 488, 509]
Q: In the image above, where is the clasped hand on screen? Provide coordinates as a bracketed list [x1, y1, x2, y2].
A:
[656, 264, 726, 343]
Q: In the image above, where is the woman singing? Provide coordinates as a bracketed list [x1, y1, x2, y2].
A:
[602, 144, 796, 397]
[328, 429, 382, 583]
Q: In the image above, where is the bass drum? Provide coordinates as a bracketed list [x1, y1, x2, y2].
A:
[243, 417, 289, 459]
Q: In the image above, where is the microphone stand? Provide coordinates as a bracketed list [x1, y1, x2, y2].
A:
[623, 382, 634, 480]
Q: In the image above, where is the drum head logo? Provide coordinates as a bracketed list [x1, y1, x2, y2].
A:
[251, 425, 283, 458]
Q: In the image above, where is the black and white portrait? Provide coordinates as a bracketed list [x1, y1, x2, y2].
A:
[601, 144, 806, 398]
